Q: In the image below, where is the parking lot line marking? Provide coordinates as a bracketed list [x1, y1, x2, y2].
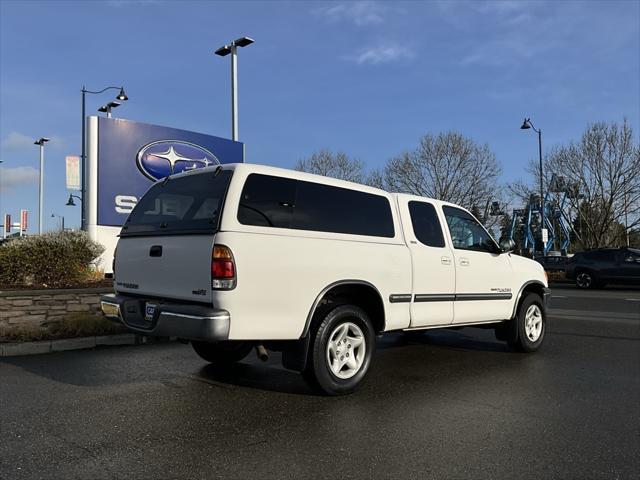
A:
[552, 295, 568, 298]
[625, 298, 640, 302]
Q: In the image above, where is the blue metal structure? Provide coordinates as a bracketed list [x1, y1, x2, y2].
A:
[509, 186, 575, 257]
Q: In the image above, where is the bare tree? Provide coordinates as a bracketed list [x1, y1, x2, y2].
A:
[378, 131, 503, 223]
[295, 149, 366, 183]
[511, 120, 640, 249]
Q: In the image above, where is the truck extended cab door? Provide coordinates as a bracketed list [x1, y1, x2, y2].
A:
[440, 205, 514, 324]
[399, 198, 455, 327]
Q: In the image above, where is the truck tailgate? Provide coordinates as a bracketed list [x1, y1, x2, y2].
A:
[114, 234, 215, 303]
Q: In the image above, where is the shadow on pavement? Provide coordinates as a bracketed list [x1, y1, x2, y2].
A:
[196, 360, 318, 396]
[381, 329, 512, 353]
[0, 329, 520, 394]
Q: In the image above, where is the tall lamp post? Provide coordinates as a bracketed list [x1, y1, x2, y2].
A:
[81, 86, 128, 231]
[214, 36, 254, 141]
[34, 137, 50, 234]
[51, 213, 64, 231]
[520, 117, 545, 256]
[623, 175, 630, 247]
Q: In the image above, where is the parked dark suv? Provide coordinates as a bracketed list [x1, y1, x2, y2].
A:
[535, 255, 570, 273]
[565, 248, 640, 289]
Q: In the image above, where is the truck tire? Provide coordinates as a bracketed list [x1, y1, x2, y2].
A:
[508, 293, 546, 353]
[303, 304, 376, 395]
[191, 341, 253, 364]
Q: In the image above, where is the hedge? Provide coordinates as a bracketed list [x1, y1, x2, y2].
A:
[0, 231, 105, 288]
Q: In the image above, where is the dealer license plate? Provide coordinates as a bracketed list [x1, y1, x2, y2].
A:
[144, 303, 157, 322]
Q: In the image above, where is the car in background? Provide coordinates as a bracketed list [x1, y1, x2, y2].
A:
[565, 247, 640, 289]
[535, 255, 570, 274]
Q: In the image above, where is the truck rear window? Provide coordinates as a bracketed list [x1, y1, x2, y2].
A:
[120, 169, 232, 236]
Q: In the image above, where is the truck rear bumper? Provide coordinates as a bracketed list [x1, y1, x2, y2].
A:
[100, 293, 230, 341]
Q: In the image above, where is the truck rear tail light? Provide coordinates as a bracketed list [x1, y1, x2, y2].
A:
[211, 245, 236, 290]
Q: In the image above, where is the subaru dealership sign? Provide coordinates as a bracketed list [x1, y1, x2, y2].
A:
[95, 117, 243, 226]
[85, 116, 243, 272]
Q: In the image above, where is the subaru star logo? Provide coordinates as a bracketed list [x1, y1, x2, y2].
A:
[136, 140, 220, 181]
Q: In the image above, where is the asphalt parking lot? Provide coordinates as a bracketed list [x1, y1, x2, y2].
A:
[1, 285, 639, 480]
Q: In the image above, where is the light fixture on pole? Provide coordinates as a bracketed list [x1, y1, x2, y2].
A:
[520, 117, 546, 257]
[66, 194, 82, 207]
[34, 137, 50, 234]
[51, 213, 64, 231]
[80, 85, 129, 231]
[98, 101, 121, 118]
[215, 36, 254, 141]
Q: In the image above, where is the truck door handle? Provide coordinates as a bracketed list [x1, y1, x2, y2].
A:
[459, 258, 470, 266]
[441, 256, 452, 265]
[149, 245, 162, 257]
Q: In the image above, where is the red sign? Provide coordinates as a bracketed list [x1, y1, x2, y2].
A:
[20, 210, 28, 231]
[4, 214, 10, 233]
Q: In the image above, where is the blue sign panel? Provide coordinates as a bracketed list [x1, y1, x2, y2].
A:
[97, 117, 243, 226]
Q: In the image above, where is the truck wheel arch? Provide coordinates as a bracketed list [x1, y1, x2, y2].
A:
[511, 280, 546, 319]
[301, 280, 386, 338]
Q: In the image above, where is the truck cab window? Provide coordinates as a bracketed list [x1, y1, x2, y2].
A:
[442, 206, 499, 253]
[408, 201, 445, 247]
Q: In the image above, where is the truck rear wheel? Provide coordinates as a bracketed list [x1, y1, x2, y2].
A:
[191, 341, 253, 364]
[304, 305, 375, 395]
[508, 293, 546, 353]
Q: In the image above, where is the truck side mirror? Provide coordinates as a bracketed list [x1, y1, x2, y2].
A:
[499, 237, 516, 253]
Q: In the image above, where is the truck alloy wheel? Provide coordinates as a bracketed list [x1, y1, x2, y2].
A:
[304, 305, 375, 395]
[523, 304, 543, 342]
[509, 293, 546, 353]
[326, 322, 366, 380]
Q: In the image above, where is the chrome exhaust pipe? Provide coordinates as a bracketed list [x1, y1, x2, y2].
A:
[255, 344, 269, 362]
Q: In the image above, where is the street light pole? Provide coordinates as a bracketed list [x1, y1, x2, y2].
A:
[81, 87, 86, 231]
[231, 44, 238, 141]
[624, 176, 630, 247]
[34, 138, 50, 234]
[215, 36, 254, 142]
[521, 118, 545, 256]
[80, 86, 128, 231]
[51, 213, 64, 231]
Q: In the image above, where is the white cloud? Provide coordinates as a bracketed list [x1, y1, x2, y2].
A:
[0, 166, 39, 193]
[1, 132, 34, 150]
[1, 132, 64, 151]
[471, 0, 528, 15]
[315, 1, 387, 26]
[352, 44, 415, 65]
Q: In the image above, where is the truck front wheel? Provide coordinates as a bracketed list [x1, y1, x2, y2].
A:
[508, 293, 546, 352]
[304, 305, 376, 395]
[191, 341, 253, 364]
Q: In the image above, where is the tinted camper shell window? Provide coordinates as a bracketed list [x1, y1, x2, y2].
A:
[238, 173, 395, 238]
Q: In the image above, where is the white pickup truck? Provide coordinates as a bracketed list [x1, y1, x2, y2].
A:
[101, 163, 549, 395]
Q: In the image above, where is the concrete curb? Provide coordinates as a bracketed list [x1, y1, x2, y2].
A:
[0, 333, 143, 357]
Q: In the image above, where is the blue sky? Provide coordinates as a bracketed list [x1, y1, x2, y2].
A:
[1, 0, 638, 232]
